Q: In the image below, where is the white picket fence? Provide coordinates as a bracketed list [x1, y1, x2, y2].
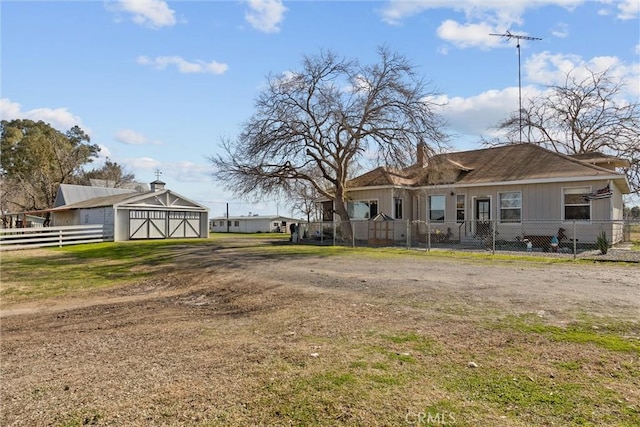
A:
[0, 225, 113, 251]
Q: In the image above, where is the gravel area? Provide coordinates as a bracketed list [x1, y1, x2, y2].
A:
[1, 240, 638, 426]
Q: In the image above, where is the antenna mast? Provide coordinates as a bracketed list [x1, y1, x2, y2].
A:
[489, 30, 542, 142]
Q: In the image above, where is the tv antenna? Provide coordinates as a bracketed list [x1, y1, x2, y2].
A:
[490, 30, 542, 142]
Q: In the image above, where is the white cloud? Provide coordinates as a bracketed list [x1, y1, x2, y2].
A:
[436, 20, 504, 49]
[432, 49, 640, 145]
[122, 156, 162, 171]
[381, 0, 582, 25]
[613, 0, 640, 20]
[244, 0, 287, 33]
[524, 51, 584, 83]
[115, 128, 162, 145]
[119, 158, 211, 194]
[137, 56, 228, 74]
[172, 161, 212, 183]
[550, 22, 569, 38]
[0, 98, 86, 132]
[109, 0, 177, 29]
[430, 86, 536, 140]
[524, 51, 640, 97]
[381, 0, 585, 50]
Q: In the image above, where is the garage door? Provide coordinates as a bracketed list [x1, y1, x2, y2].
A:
[130, 210, 167, 239]
[168, 211, 201, 238]
[130, 210, 201, 239]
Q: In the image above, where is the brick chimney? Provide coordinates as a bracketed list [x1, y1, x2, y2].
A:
[150, 179, 166, 192]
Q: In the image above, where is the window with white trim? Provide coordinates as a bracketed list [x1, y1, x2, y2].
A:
[429, 195, 445, 222]
[564, 187, 590, 220]
[347, 200, 378, 219]
[499, 192, 521, 223]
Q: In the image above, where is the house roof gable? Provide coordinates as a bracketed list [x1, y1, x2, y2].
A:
[51, 189, 208, 212]
[347, 166, 414, 188]
[430, 144, 618, 185]
[346, 144, 630, 192]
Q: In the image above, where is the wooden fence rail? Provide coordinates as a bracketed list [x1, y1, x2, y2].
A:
[0, 225, 113, 251]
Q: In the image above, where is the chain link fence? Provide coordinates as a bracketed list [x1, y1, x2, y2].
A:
[295, 219, 638, 258]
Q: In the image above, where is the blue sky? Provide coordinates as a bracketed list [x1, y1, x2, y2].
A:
[2, 0, 639, 217]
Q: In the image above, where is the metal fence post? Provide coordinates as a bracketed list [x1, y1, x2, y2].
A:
[427, 220, 431, 252]
[352, 222, 355, 248]
[573, 219, 578, 259]
[333, 219, 336, 246]
[406, 219, 410, 250]
[492, 219, 496, 255]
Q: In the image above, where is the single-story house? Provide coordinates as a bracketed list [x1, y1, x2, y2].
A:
[50, 180, 209, 241]
[210, 215, 302, 234]
[321, 143, 631, 246]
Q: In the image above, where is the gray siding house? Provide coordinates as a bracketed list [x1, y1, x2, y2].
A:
[324, 143, 631, 246]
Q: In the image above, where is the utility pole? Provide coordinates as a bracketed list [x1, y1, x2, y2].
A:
[489, 31, 542, 142]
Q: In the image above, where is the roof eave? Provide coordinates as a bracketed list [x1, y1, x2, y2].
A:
[413, 174, 631, 193]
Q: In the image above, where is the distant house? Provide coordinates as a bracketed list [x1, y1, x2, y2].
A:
[320, 143, 631, 246]
[50, 180, 209, 241]
[0, 213, 47, 229]
[210, 215, 301, 234]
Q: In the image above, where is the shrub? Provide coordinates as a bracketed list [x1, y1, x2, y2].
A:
[596, 230, 609, 254]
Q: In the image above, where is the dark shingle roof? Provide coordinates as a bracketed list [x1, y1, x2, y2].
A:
[347, 144, 629, 190]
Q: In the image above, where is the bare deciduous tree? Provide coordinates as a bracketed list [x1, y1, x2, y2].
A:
[488, 68, 640, 194]
[209, 46, 448, 238]
[289, 181, 322, 224]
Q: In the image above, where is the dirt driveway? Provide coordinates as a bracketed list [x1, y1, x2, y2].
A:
[1, 242, 639, 426]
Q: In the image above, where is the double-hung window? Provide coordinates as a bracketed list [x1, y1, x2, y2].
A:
[429, 195, 445, 222]
[499, 192, 521, 222]
[564, 187, 590, 220]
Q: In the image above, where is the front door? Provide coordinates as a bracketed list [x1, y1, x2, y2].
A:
[475, 198, 491, 237]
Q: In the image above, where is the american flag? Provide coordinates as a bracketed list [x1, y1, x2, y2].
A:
[583, 184, 612, 201]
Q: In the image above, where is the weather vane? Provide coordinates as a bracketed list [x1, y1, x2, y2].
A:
[489, 30, 542, 142]
[154, 169, 163, 180]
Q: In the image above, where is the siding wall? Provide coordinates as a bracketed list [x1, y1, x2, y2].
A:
[345, 179, 624, 244]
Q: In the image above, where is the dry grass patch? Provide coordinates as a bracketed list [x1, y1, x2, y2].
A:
[1, 237, 639, 426]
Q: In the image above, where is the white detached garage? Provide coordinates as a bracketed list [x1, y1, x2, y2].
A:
[51, 180, 209, 241]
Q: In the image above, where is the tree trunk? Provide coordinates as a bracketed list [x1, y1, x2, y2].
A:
[332, 188, 353, 243]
